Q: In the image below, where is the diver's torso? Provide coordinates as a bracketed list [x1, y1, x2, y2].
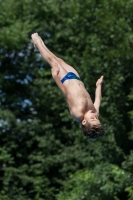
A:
[63, 79, 96, 118]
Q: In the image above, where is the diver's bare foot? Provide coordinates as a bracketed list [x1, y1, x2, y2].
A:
[31, 33, 45, 49]
[31, 33, 40, 49]
[31, 33, 39, 42]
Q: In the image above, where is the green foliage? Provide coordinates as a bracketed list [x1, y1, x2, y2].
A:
[0, 0, 133, 199]
[57, 164, 133, 200]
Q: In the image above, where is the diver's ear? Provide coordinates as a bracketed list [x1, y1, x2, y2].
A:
[82, 119, 86, 125]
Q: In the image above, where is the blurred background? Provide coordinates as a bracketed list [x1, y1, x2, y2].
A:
[0, 0, 133, 199]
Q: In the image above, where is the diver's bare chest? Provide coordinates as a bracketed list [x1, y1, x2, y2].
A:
[63, 80, 90, 107]
[66, 92, 90, 109]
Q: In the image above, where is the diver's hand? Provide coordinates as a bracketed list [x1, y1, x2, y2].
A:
[51, 64, 60, 78]
[96, 76, 104, 87]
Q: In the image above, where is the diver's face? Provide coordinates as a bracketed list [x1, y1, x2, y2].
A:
[82, 110, 100, 126]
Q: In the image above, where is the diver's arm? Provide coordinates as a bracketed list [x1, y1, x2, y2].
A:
[94, 76, 104, 114]
[94, 85, 102, 115]
[53, 75, 67, 96]
[51, 63, 67, 96]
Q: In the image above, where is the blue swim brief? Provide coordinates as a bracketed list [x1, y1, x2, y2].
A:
[61, 72, 82, 84]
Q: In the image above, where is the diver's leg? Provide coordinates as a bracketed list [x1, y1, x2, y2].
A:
[31, 33, 80, 77]
[31, 33, 67, 80]
[57, 58, 80, 77]
[31, 33, 56, 67]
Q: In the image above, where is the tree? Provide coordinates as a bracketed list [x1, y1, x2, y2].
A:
[0, 0, 133, 199]
[57, 164, 133, 200]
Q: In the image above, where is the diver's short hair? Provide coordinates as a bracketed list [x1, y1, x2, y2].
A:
[82, 122, 104, 140]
